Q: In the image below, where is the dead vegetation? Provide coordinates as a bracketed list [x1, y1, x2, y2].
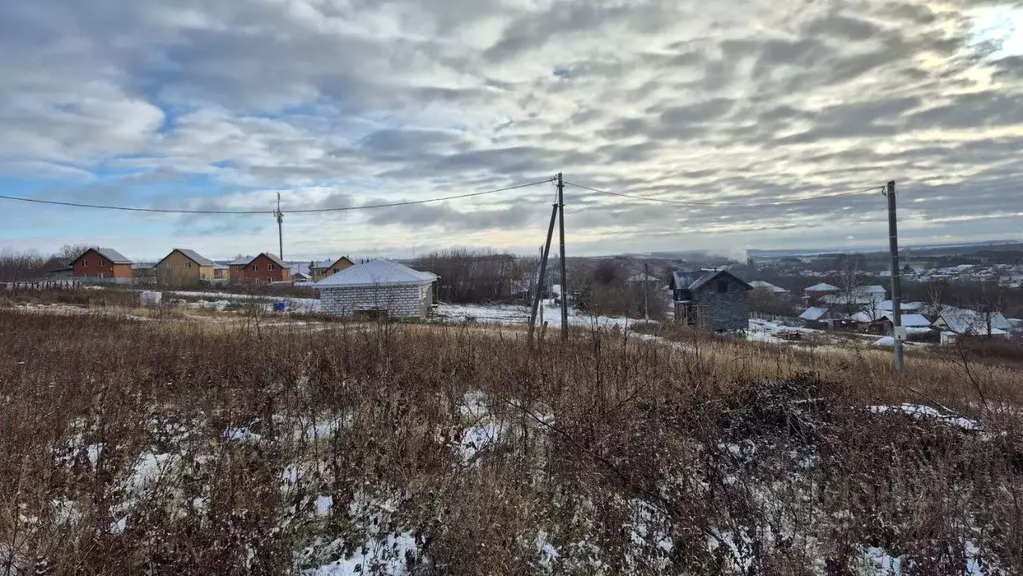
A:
[0, 309, 1021, 575]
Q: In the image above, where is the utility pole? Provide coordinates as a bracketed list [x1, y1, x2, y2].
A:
[528, 201, 559, 345]
[557, 173, 568, 340]
[644, 261, 650, 321]
[885, 180, 905, 375]
[274, 192, 284, 261]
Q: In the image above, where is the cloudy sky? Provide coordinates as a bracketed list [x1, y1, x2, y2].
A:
[1, 0, 1022, 261]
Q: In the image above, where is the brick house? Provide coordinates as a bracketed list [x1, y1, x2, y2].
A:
[316, 260, 437, 319]
[155, 248, 215, 287]
[231, 253, 291, 284]
[670, 269, 752, 330]
[71, 248, 133, 283]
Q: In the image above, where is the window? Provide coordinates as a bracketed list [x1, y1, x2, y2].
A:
[82, 259, 88, 268]
[333, 268, 340, 273]
[717, 279, 729, 293]
[267, 277, 273, 284]
[99, 258, 106, 266]
[268, 264, 275, 271]
[252, 265, 258, 272]
[185, 261, 192, 268]
[98, 273, 104, 279]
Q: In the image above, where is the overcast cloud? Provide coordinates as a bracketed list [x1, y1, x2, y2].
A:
[1, 0, 1022, 260]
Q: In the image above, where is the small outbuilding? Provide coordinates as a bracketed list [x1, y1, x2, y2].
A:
[316, 259, 437, 319]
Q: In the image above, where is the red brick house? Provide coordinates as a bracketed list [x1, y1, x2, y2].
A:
[71, 248, 133, 283]
[232, 253, 292, 284]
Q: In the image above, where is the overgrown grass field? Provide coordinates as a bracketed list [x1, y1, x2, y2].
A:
[1, 309, 1021, 575]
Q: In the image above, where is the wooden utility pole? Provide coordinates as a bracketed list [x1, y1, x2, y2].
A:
[274, 192, 284, 261]
[885, 180, 905, 374]
[528, 202, 559, 345]
[643, 261, 650, 321]
[557, 173, 568, 340]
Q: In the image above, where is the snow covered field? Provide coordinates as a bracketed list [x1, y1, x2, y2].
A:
[435, 301, 640, 330]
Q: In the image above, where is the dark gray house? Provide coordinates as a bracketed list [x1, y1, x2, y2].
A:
[670, 269, 752, 330]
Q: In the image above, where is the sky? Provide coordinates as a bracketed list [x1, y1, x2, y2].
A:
[1, 0, 1022, 262]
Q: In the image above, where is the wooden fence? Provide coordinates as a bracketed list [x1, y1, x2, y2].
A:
[2, 279, 83, 291]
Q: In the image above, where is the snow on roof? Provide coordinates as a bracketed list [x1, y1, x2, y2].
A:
[316, 259, 436, 288]
[799, 307, 829, 321]
[937, 308, 1012, 335]
[750, 280, 788, 293]
[627, 273, 662, 284]
[805, 283, 839, 292]
[850, 311, 874, 323]
[873, 336, 895, 347]
[884, 313, 931, 327]
[856, 285, 887, 294]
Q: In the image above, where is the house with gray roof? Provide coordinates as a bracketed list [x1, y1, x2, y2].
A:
[670, 269, 752, 330]
[316, 259, 437, 319]
[155, 248, 216, 287]
[71, 248, 134, 284]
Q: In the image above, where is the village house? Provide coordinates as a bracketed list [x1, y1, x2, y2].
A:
[213, 264, 230, 280]
[933, 308, 1013, 342]
[227, 256, 253, 281]
[310, 256, 355, 282]
[71, 248, 133, 283]
[804, 283, 840, 300]
[155, 248, 215, 287]
[230, 253, 292, 284]
[316, 259, 437, 319]
[670, 269, 752, 331]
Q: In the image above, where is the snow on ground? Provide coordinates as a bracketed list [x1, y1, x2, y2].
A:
[747, 318, 822, 344]
[436, 301, 638, 331]
[167, 291, 323, 313]
[869, 404, 979, 431]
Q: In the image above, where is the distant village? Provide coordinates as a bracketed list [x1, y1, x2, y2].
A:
[11, 243, 1023, 343]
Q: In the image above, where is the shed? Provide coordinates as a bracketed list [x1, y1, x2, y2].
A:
[670, 269, 752, 330]
[316, 259, 437, 319]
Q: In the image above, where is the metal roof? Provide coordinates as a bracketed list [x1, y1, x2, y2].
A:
[799, 307, 830, 321]
[166, 248, 215, 267]
[259, 252, 288, 268]
[228, 255, 255, 266]
[316, 259, 436, 288]
[805, 283, 839, 292]
[86, 247, 132, 264]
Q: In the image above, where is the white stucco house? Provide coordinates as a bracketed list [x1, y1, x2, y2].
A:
[316, 259, 438, 319]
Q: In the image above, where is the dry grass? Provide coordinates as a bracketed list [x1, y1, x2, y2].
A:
[0, 309, 1021, 574]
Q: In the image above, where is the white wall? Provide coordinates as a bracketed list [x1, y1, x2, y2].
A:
[320, 283, 429, 319]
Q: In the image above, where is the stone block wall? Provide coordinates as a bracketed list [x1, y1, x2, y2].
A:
[320, 283, 428, 319]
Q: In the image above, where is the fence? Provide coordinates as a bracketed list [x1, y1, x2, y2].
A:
[2, 279, 82, 291]
[749, 311, 798, 323]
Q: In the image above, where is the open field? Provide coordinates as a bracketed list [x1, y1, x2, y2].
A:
[1, 305, 1022, 575]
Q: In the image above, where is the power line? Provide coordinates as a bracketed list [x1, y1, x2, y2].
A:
[0, 178, 556, 215]
[564, 181, 885, 208]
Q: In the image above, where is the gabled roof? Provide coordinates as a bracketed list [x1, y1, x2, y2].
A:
[316, 259, 436, 288]
[750, 280, 788, 293]
[75, 247, 132, 265]
[799, 307, 830, 321]
[259, 252, 288, 268]
[229, 255, 254, 266]
[673, 269, 752, 292]
[322, 256, 354, 270]
[885, 313, 931, 327]
[805, 283, 839, 293]
[936, 308, 1012, 334]
[159, 248, 215, 268]
[229, 253, 287, 268]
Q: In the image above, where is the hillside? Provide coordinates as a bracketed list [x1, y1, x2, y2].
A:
[0, 308, 1021, 574]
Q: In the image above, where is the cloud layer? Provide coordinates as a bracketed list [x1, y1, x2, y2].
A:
[1, 0, 1022, 259]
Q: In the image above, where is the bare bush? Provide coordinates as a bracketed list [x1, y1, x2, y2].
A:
[0, 311, 1020, 574]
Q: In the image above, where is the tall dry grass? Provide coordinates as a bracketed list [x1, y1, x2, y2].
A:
[0, 309, 1020, 574]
